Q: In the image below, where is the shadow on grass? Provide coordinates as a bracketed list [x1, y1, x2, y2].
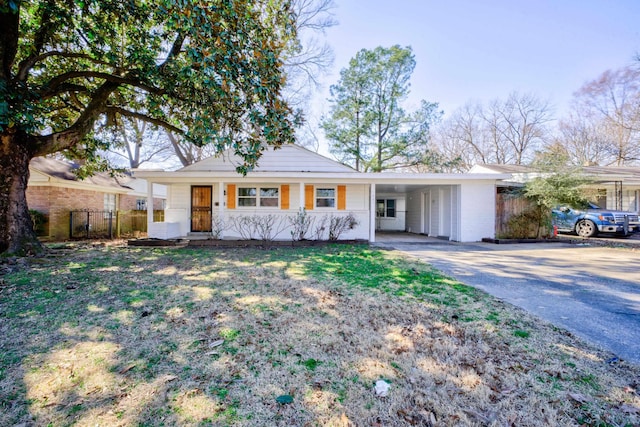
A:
[0, 244, 638, 426]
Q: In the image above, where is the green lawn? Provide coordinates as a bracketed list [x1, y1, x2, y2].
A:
[0, 243, 638, 426]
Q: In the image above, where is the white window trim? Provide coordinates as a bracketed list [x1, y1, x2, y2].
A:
[104, 193, 116, 212]
[136, 198, 147, 211]
[237, 186, 280, 209]
[376, 198, 396, 218]
[315, 187, 336, 209]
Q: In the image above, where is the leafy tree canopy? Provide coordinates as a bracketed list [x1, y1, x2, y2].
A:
[0, 0, 297, 254]
[321, 45, 442, 172]
[524, 151, 594, 209]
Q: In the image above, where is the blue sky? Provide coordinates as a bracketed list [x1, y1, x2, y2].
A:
[310, 0, 640, 120]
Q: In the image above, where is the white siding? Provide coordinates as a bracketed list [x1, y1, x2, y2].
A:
[440, 187, 451, 238]
[451, 185, 460, 241]
[404, 190, 423, 234]
[430, 188, 440, 236]
[180, 145, 355, 173]
[422, 190, 430, 234]
[148, 222, 181, 239]
[221, 210, 369, 241]
[459, 182, 496, 242]
[346, 184, 368, 210]
[167, 184, 190, 236]
[375, 194, 406, 231]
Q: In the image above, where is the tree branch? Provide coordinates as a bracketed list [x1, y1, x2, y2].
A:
[17, 51, 114, 81]
[159, 32, 185, 71]
[41, 82, 88, 100]
[166, 131, 191, 167]
[105, 107, 185, 136]
[41, 71, 164, 98]
[34, 81, 121, 156]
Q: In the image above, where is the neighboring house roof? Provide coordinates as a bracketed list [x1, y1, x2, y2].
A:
[178, 144, 356, 173]
[582, 166, 640, 184]
[29, 157, 132, 193]
[469, 164, 535, 174]
[469, 164, 540, 184]
[470, 163, 640, 185]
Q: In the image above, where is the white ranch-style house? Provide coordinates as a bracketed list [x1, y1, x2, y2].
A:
[133, 145, 508, 242]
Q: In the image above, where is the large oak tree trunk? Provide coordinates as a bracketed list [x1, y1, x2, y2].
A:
[0, 130, 43, 255]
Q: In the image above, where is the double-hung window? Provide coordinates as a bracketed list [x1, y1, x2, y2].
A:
[259, 188, 279, 207]
[376, 199, 396, 218]
[104, 194, 116, 213]
[316, 188, 335, 208]
[136, 198, 147, 210]
[238, 187, 279, 207]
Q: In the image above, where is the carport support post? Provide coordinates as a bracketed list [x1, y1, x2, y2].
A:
[299, 182, 305, 211]
[146, 181, 154, 231]
[369, 183, 376, 243]
[219, 181, 225, 238]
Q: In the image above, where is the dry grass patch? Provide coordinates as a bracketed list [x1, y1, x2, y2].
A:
[0, 243, 639, 426]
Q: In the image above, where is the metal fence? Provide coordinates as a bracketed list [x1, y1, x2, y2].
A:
[69, 210, 164, 239]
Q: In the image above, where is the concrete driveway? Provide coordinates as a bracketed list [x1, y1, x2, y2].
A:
[375, 236, 640, 365]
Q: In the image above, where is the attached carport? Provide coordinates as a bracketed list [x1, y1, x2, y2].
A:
[374, 183, 458, 239]
[366, 173, 510, 243]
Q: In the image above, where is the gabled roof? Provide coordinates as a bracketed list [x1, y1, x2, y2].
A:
[178, 144, 356, 173]
[29, 157, 132, 192]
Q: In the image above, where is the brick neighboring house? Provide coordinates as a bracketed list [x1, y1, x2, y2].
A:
[27, 157, 165, 240]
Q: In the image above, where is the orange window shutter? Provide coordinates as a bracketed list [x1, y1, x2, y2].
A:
[281, 185, 290, 210]
[337, 185, 346, 210]
[305, 185, 314, 210]
[227, 184, 236, 209]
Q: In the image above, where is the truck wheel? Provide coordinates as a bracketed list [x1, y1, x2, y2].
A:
[576, 219, 597, 237]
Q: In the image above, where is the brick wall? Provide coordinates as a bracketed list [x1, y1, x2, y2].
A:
[27, 186, 116, 240]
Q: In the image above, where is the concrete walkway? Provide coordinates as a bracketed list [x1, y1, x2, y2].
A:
[374, 234, 640, 365]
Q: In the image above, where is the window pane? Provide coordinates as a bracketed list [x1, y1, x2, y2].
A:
[260, 188, 279, 197]
[316, 188, 335, 198]
[260, 198, 279, 207]
[316, 198, 335, 208]
[238, 198, 256, 207]
[238, 188, 256, 197]
[104, 194, 116, 212]
[386, 199, 396, 217]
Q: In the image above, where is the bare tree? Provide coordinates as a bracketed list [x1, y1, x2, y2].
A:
[284, 0, 337, 107]
[573, 65, 640, 165]
[97, 117, 174, 169]
[165, 132, 220, 168]
[488, 92, 553, 165]
[546, 109, 612, 166]
[432, 93, 553, 169]
[430, 102, 485, 171]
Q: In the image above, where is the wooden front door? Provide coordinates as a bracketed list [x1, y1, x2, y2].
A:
[191, 186, 212, 232]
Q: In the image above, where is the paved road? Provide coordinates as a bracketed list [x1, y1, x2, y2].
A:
[376, 240, 640, 365]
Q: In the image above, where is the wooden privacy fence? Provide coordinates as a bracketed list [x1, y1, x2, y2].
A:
[495, 193, 537, 237]
[69, 210, 164, 239]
